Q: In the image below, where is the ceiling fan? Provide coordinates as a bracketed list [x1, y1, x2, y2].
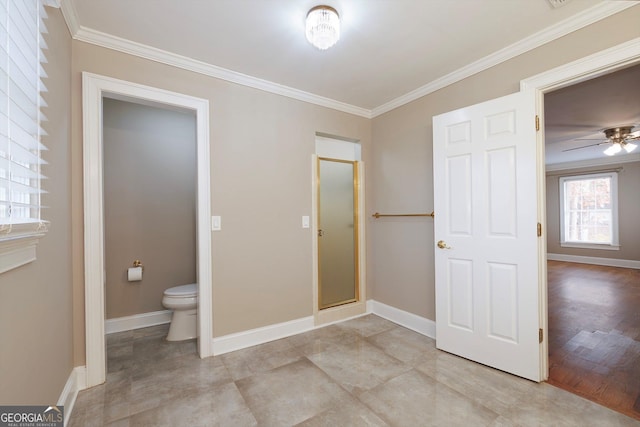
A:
[562, 125, 640, 156]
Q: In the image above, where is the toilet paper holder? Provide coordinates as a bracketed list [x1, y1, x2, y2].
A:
[128, 260, 144, 282]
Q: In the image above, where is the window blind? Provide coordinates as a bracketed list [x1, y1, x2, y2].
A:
[0, 0, 48, 232]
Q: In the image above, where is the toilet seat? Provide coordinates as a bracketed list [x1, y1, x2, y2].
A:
[162, 283, 198, 341]
[164, 283, 197, 298]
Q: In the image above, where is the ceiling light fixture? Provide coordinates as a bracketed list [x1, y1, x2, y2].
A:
[305, 5, 340, 50]
[603, 143, 622, 156]
[602, 126, 638, 156]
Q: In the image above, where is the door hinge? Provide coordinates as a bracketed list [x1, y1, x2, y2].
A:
[539, 328, 544, 343]
[537, 222, 542, 237]
[535, 115, 540, 131]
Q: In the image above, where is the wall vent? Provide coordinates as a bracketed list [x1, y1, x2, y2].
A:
[547, 0, 573, 8]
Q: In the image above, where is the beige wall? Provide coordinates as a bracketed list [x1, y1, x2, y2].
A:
[370, 6, 640, 321]
[546, 161, 640, 261]
[71, 41, 373, 359]
[103, 98, 197, 319]
[6, 2, 638, 403]
[0, 8, 73, 404]
[65, 5, 640, 365]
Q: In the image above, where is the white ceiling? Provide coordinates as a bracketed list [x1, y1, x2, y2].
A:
[65, 0, 639, 165]
[68, 0, 622, 111]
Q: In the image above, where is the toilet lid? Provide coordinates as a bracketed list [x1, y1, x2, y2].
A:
[164, 283, 197, 297]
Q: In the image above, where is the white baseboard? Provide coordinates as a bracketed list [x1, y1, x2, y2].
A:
[368, 300, 436, 339]
[58, 366, 86, 427]
[208, 300, 437, 356]
[212, 316, 315, 355]
[548, 253, 640, 269]
[315, 301, 368, 326]
[105, 310, 172, 334]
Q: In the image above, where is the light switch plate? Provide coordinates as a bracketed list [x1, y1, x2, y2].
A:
[302, 216, 310, 229]
[212, 216, 221, 231]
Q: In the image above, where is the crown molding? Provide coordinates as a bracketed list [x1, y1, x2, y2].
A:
[545, 153, 640, 172]
[60, 0, 635, 119]
[59, 0, 80, 37]
[60, 2, 370, 117]
[371, 1, 637, 118]
[42, 0, 61, 7]
[72, 26, 372, 118]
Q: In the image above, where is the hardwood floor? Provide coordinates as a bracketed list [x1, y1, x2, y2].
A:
[547, 260, 640, 420]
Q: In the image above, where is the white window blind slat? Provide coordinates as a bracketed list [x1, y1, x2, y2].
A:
[39, 62, 47, 79]
[11, 86, 38, 115]
[12, 1, 37, 34]
[8, 54, 39, 95]
[0, 200, 42, 208]
[9, 66, 38, 97]
[0, 178, 45, 194]
[9, 32, 38, 72]
[2, 136, 46, 166]
[0, 22, 6, 46]
[0, 111, 7, 134]
[15, 0, 37, 22]
[10, 100, 39, 134]
[8, 121, 45, 152]
[9, 15, 38, 68]
[0, 134, 7, 154]
[0, 0, 48, 227]
[0, 177, 48, 193]
[0, 157, 42, 181]
[39, 32, 48, 51]
[0, 136, 47, 166]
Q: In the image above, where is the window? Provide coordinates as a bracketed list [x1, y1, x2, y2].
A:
[0, 0, 52, 273]
[559, 172, 619, 250]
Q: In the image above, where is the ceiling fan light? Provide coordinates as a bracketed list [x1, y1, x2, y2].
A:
[604, 143, 622, 156]
[624, 142, 637, 153]
[305, 6, 340, 50]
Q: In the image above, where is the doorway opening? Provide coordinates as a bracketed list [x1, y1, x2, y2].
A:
[102, 97, 198, 372]
[541, 63, 640, 419]
[520, 37, 640, 418]
[82, 73, 212, 388]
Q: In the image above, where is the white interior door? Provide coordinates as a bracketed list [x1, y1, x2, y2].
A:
[433, 90, 541, 381]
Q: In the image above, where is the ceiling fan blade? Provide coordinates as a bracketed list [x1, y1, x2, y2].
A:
[626, 131, 640, 141]
[561, 142, 607, 152]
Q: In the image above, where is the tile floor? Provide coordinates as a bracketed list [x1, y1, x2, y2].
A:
[69, 315, 640, 426]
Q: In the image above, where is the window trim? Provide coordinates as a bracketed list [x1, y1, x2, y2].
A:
[559, 171, 619, 251]
[0, 0, 55, 273]
[0, 222, 48, 273]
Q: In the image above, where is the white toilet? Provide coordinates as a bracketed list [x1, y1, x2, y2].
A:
[162, 283, 198, 341]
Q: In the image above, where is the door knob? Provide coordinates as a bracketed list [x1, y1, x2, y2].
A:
[437, 240, 452, 249]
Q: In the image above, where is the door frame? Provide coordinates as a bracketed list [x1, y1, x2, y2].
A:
[312, 155, 367, 325]
[521, 37, 640, 380]
[82, 72, 213, 388]
[317, 157, 361, 311]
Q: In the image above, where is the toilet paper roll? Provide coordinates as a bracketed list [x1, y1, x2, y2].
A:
[127, 266, 143, 282]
